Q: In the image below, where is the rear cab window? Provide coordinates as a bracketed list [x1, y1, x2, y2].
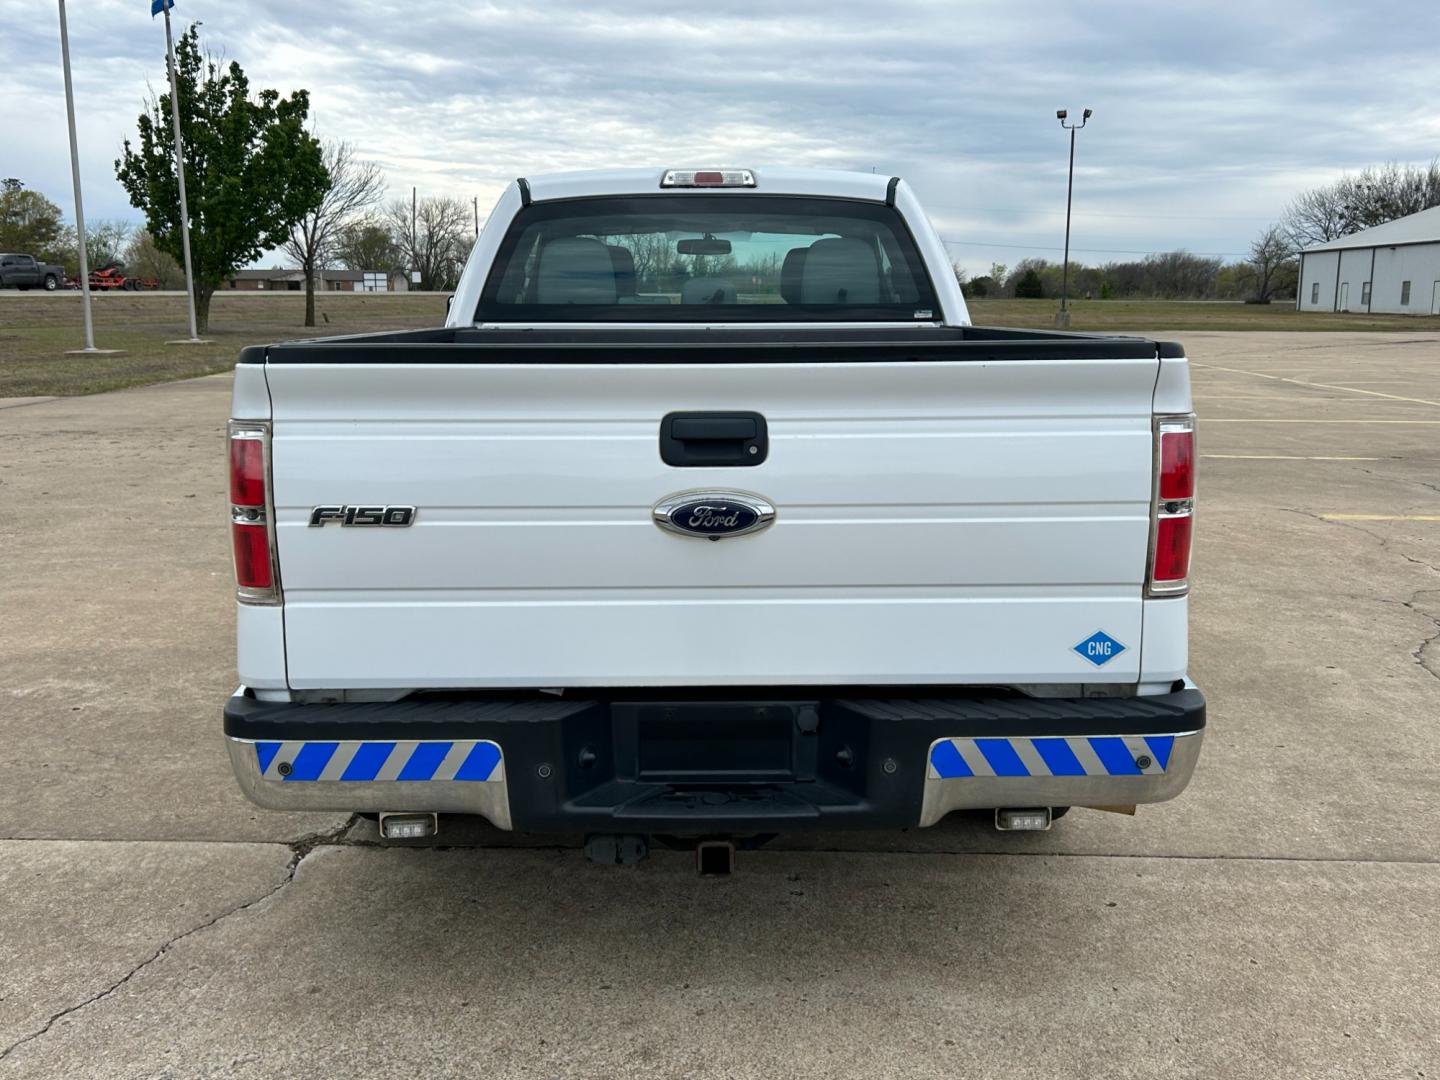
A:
[477, 195, 937, 323]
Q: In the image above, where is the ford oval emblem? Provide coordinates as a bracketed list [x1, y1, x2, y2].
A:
[652, 490, 776, 540]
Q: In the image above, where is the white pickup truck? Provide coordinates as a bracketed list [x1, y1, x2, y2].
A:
[224, 167, 1203, 861]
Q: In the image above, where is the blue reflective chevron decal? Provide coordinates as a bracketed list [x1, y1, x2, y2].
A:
[256, 740, 503, 783]
[928, 735, 1173, 779]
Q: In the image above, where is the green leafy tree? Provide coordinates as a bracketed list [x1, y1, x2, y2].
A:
[0, 180, 66, 259]
[334, 218, 401, 274]
[1014, 267, 1044, 299]
[115, 26, 328, 332]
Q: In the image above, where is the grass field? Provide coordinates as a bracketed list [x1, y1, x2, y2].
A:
[3, 290, 1438, 397]
[970, 297, 1440, 333]
[0, 291, 448, 397]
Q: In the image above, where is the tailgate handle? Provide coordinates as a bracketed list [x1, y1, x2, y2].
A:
[661, 411, 768, 467]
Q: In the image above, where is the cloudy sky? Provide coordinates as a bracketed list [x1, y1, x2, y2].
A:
[4, 0, 1437, 274]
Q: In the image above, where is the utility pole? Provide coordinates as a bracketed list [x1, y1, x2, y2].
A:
[473, 196, 479, 237]
[57, 0, 118, 355]
[1054, 107, 1092, 329]
[161, 0, 204, 342]
[411, 185, 418, 288]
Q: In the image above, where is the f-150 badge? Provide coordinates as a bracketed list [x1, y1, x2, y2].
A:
[652, 491, 775, 540]
[309, 505, 416, 527]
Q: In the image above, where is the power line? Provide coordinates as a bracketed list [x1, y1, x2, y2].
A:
[925, 202, 1275, 223]
[940, 237, 1250, 259]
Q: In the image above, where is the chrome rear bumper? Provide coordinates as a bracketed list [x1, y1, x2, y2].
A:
[917, 728, 1203, 826]
[224, 684, 1206, 833]
[225, 736, 513, 829]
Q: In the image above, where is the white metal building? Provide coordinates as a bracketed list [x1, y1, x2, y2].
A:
[1297, 205, 1440, 315]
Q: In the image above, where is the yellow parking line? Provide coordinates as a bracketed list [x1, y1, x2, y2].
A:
[1194, 363, 1440, 408]
[1319, 514, 1440, 522]
[1201, 455, 1380, 460]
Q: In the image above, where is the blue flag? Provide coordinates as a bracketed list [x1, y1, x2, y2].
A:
[151, 0, 173, 16]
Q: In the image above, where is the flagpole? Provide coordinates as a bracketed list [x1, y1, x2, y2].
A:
[161, 0, 202, 341]
[56, 0, 101, 353]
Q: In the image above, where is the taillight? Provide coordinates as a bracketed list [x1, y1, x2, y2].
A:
[230, 436, 265, 505]
[1147, 415, 1195, 596]
[229, 420, 279, 604]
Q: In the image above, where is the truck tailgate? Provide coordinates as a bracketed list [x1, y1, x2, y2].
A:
[265, 352, 1159, 689]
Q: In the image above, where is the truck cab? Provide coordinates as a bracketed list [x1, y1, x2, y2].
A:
[223, 168, 1203, 852]
[0, 253, 64, 291]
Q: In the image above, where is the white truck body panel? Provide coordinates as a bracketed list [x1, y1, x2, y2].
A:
[264, 354, 1161, 689]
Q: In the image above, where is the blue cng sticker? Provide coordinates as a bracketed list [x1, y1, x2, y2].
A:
[1074, 630, 1126, 667]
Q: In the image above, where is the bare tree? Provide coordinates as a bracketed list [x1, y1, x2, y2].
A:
[121, 229, 183, 287]
[1239, 224, 1295, 302]
[1282, 185, 1352, 248]
[57, 219, 132, 272]
[1284, 158, 1440, 249]
[1340, 159, 1440, 227]
[284, 140, 385, 326]
[386, 194, 470, 291]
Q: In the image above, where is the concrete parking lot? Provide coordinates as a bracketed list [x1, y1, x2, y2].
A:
[2, 331, 1437, 1078]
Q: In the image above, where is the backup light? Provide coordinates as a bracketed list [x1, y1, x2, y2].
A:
[379, 813, 438, 840]
[996, 808, 1052, 832]
[660, 169, 756, 188]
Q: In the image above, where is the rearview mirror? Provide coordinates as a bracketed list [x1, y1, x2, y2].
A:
[677, 238, 732, 256]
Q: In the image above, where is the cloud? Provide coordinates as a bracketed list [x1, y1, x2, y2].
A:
[4, 0, 1436, 273]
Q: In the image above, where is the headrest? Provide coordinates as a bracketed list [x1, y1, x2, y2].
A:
[608, 245, 636, 296]
[536, 237, 617, 304]
[780, 247, 808, 304]
[681, 277, 737, 304]
[800, 237, 880, 305]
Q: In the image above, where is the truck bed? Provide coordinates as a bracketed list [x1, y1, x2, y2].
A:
[240, 325, 1184, 366]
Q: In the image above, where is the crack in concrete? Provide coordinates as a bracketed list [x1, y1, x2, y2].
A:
[1285, 508, 1440, 685]
[1351, 466, 1440, 499]
[1286, 507, 1440, 575]
[0, 815, 358, 1063]
[1406, 591, 1440, 685]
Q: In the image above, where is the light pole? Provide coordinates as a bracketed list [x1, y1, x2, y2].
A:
[160, 1, 205, 342]
[57, 0, 117, 355]
[1055, 107, 1092, 328]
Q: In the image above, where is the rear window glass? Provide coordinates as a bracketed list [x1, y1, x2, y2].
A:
[476, 195, 937, 323]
